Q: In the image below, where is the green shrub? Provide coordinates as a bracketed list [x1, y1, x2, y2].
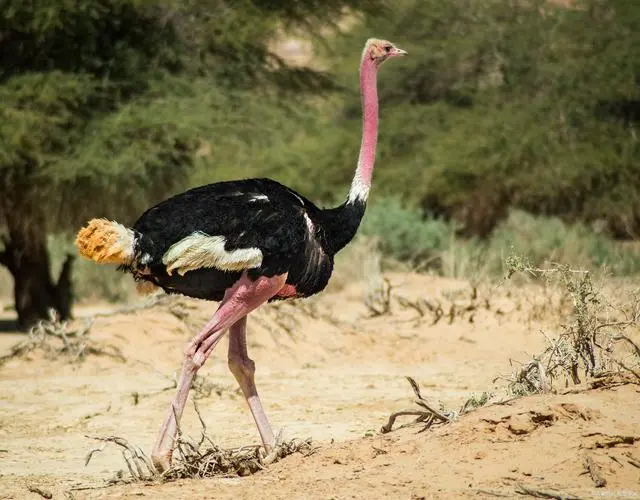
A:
[360, 202, 640, 279]
[360, 198, 453, 266]
[488, 211, 640, 276]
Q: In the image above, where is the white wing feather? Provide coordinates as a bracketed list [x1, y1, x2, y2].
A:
[162, 232, 263, 276]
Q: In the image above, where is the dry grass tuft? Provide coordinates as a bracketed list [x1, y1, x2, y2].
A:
[165, 432, 314, 480]
[85, 402, 315, 483]
[0, 310, 125, 366]
[384, 258, 640, 439]
[500, 256, 640, 396]
[514, 483, 581, 499]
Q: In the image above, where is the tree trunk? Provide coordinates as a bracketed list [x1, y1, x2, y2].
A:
[0, 221, 74, 331]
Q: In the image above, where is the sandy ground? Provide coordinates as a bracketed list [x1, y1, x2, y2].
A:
[0, 272, 638, 499]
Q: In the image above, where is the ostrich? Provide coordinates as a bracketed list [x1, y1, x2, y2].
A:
[75, 38, 406, 472]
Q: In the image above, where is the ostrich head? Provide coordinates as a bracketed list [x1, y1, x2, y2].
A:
[363, 38, 407, 67]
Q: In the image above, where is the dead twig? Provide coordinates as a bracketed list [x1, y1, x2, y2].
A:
[515, 483, 581, 500]
[381, 377, 455, 433]
[406, 376, 455, 422]
[395, 295, 426, 318]
[624, 451, 640, 469]
[613, 334, 640, 358]
[476, 489, 511, 498]
[85, 435, 156, 481]
[381, 410, 434, 433]
[422, 298, 444, 325]
[583, 455, 606, 487]
[84, 400, 315, 482]
[166, 432, 314, 479]
[0, 312, 125, 366]
[27, 485, 53, 499]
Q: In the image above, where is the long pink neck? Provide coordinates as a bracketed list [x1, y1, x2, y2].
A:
[347, 55, 378, 204]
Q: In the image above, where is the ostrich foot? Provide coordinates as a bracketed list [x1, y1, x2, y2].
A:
[260, 430, 314, 466]
[151, 450, 172, 474]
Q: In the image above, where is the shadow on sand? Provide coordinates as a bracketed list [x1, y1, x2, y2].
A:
[0, 318, 20, 333]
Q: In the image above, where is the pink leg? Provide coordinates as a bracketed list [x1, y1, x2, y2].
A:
[151, 273, 287, 472]
[228, 316, 275, 451]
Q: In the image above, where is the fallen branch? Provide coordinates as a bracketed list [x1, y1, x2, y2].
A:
[476, 489, 511, 498]
[166, 428, 314, 479]
[84, 401, 315, 482]
[583, 455, 606, 487]
[624, 451, 640, 469]
[515, 483, 581, 500]
[381, 377, 455, 434]
[0, 313, 125, 366]
[85, 435, 156, 481]
[27, 485, 53, 499]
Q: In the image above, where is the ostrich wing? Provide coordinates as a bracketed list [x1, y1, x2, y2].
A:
[133, 178, 313, 278]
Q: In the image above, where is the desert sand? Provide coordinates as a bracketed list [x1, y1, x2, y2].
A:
[0, 272, 638, 499]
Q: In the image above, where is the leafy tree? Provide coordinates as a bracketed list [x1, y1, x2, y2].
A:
[278, 0, 640, 237]
[0, 0, 381, 328]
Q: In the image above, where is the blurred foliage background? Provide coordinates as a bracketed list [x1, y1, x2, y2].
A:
[1, 0, 639, 326]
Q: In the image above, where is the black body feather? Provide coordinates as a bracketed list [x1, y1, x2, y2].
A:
[126, 178, 366, 301]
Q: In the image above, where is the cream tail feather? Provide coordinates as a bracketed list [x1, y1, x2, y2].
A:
[75, 218, 135, 265]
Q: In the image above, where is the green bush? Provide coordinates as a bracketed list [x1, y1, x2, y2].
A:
[360, 198, 453, 265]
[488, 211, 640, 276]
[360, 201, 640, 279]
[279, 0, 640, 238]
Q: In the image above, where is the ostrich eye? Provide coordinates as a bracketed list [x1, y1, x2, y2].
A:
[384, 45, 392, 53]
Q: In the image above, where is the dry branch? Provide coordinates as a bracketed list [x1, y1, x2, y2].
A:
[613, 334, 640, 359]
[27, 485, 53, 499]
[583, 455, 606, 487]
[395, 285, 483, 326]
[499, 260, 640, 396]
[85, 401, 315, 482]
[85, 435, 156, 481]
[624, 452, 640, 469]
[515, 483, 581, 500]
[0, 295, 183, 367]
[395, 295, 426, 318]
[0, 312, 125, 366]
[476, 489, 511, 498]
[381, 377, 455, 433]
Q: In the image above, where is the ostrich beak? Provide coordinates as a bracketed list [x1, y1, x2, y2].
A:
[392, 47, 407, 57]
